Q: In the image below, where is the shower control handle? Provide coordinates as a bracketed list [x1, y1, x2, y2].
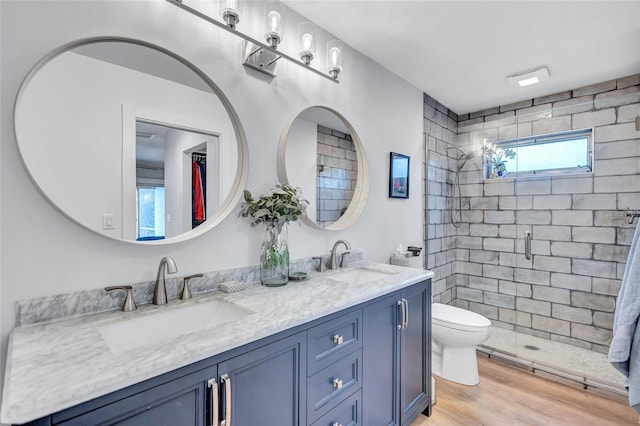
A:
[524, 231, 532, 260]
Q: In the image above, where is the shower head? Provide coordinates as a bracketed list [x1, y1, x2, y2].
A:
[446, 146, 468, 171]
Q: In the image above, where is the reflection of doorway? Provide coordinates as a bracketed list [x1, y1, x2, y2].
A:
[134, 119, 220, 240]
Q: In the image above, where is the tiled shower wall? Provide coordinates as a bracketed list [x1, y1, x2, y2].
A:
[431, 74, 639, 353]
[423, 94, 459, 304]
[317, 125, 357, 226]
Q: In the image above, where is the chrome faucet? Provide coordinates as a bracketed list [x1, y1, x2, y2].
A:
[328, 240, 352, 270]
[153, 256, 178, 305]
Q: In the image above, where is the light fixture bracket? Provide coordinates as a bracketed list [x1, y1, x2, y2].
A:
[243, 41, 280, 78]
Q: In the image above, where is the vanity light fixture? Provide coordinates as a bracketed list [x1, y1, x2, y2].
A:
[327, 39, 344, 79]
[167, 0, 339, 83]
[506, 66, 550, 88]
[264, 1, 284, 49]
[219, 0, 241, 29]
[298, 22, 316, 65]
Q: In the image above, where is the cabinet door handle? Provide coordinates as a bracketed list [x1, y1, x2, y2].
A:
[524, 230, 532, 260]
[332, 378, 343, 389]
[208, 378, 218, 426]
[402, 298, 409, 330]
[333, 334, 344, 345]
[397, 299, 404, 330]
[221, 374, 231, 426]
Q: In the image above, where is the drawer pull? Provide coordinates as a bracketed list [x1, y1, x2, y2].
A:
[333, 334, 344, 345]
[332, 378, 343, 389]
[332, 423, 343, 426]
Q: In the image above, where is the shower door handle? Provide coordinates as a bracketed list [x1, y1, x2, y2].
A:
[524, 231, 532, 260]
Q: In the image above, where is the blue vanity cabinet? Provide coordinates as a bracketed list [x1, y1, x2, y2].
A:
[362, 279, 431, 426]
[17, 278, 431, 426]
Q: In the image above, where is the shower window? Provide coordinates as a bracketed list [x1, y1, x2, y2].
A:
[484, 128, 593, 179]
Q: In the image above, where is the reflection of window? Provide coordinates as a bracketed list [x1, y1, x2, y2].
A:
[485, 128, 593, 179]
[137, 186, 165, 240]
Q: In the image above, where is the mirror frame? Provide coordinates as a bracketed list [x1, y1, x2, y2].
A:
[277, 105, 369, 231]
[13, 36, 249, 244]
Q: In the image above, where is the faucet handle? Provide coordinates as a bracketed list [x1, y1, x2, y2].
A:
[340, 250, 353, 268]
[181, 274, 204, 300]
[105, 285, 137, 312]
[312, 256, 325, 272]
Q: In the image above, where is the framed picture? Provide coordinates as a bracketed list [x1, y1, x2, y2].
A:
[389, 152, 410, 198]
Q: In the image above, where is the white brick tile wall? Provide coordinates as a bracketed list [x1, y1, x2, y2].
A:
[533, 256, 572, 273]
[552, 304, 592, 324]
[533, 195, 572, 210]
[592, 278, 621, 296]
[552, 210, 593, 226]
[572, 194, 617, 210]
[533, 225, 572, 241]
[425, 75, 639, 351]
[573, 108, 617, 129]
[484, 210, 515, 224]
[532, 315, 571, 336]
[516, 179, 551, 195]
[551, 273, 591, 291]
[516, 298, 551, 316]
[551, 177, 593, 194]
[551, 242, 592, 258]
[572, 259, 617, 279]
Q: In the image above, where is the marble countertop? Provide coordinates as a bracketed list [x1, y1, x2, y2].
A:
[1, 261, 432, 424]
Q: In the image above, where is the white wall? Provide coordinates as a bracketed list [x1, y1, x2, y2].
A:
[0, 0, 423, 407]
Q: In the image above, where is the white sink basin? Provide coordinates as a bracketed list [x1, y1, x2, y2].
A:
[327, 267, 397, 284]
[98, 300, 254, 353]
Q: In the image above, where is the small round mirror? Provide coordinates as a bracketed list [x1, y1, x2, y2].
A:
[277, 106, 369, 230]
[14, 37, 248, 243]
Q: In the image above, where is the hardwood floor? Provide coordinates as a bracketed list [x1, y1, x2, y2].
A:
[412, 356, 639, 425]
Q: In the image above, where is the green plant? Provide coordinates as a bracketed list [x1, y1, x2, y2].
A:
[240, 183, 308, 231]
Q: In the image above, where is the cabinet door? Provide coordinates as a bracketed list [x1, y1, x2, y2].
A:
[217, 332, 306, 426]
[399, 281, 430, 425]
[55, 366, 216, 425]
[362, 293, 401, 426]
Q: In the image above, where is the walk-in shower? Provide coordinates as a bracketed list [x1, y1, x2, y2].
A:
[424, 82, 640, 401]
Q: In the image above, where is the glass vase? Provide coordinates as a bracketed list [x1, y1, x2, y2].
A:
[260, 223, 289, 286]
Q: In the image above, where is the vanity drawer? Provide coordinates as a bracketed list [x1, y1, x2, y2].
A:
[307, 309, 362, 376]
[310, 389, 361, 426]
[307, 349, 362, 423]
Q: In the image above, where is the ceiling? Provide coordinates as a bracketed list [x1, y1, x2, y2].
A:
[283, 1, 640, 115]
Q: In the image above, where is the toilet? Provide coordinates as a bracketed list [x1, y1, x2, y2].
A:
[431, 303, 492, 386]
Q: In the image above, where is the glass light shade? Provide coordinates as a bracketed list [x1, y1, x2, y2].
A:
[219, 0, 242, 28]
[297, 22, 316, 65]
[327, 39, 343, 78]
[264, 1, 284, 48]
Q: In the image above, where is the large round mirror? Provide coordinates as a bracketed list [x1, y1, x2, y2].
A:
[14, 37, 248, 243]
[277, 106, 369, 230]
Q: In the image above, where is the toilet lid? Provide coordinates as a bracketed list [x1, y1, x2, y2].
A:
[432, 303, 491, 330]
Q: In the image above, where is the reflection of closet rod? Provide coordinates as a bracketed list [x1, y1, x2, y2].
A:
[192, 152, 207, 162]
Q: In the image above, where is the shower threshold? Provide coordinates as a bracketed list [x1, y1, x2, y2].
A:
[478, 327, 627, 402]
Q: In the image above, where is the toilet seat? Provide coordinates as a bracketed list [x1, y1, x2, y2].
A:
[432, 303, 491, 332]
